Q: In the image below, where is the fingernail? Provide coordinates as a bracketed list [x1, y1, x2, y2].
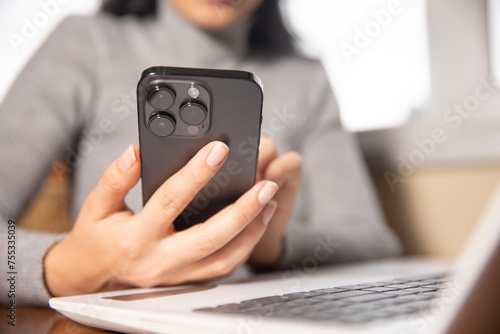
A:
[262, 200, 278, 226]
[207, 142, 229, 167]
[258, 181, 279, 205]
[119, 145, 136, 171]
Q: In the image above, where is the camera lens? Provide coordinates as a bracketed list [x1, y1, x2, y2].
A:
[180, 100, 207, 125]
[148, 112, 176, 137]
[147, 86, 175, 109]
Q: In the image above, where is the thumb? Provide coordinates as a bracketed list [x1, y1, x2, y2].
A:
[84, 144, 141, 220]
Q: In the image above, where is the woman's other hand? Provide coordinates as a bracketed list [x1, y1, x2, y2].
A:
[248, 137, 303, 268]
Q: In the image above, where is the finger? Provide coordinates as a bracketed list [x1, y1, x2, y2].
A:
[256, 137, 278, 181]
[84, 145, 141, 220]
[252, 152, 302, 262]
[140, 141, 229, 229]
[161, 180, 279, 268]
[264, 151, 303, 187]
[160, 201, 278, 284]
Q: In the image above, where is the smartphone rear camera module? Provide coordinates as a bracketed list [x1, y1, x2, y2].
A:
[149, 112, 176, 137]
[148, 86, 175, 110]
[180, 100, 207, 125]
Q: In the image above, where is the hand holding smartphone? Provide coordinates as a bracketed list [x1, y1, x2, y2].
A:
[137, 66, 263, 230]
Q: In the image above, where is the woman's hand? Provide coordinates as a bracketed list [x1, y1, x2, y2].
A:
[247, 137, 303, 268]
[44, 141, 279, 297]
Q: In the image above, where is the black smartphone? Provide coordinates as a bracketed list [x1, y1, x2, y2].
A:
[137, 66, 263, 231]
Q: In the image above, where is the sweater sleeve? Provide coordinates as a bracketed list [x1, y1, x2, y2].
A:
[0, 16, 98, 306]
[277, 62, 402, 270]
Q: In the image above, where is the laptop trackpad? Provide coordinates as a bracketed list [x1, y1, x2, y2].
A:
[102, 285, 217, 301]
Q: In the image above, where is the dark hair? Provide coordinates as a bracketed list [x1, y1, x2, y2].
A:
[101, 0, 157, 18]
[100, 0, 295, 54]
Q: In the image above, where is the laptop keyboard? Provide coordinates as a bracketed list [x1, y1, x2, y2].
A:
[195, 274, 449, 324]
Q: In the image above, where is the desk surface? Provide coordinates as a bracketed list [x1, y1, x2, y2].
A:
[0, 307, 106, 334]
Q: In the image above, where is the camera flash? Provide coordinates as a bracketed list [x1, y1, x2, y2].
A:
[188, 86, 200, 98]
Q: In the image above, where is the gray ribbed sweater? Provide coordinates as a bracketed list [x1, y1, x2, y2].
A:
[0, 1, 401, 306]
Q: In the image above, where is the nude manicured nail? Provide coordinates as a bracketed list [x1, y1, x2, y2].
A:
[119, 145, 136, 171]
[207, 142, 229, 167]
[262, 200, 278, 226]
[258, 181, 279, 205]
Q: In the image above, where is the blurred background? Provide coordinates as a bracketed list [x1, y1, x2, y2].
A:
[1, 0, 432, 131]
[1, 0, 500, 259]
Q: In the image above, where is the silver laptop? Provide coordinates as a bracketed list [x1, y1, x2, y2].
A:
[49, 183, 500, 334]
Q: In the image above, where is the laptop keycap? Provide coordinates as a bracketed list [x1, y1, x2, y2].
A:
[194, 274, 448, 324]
